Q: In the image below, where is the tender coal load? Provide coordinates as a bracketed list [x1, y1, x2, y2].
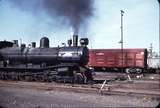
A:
[0, 41, 13, 49]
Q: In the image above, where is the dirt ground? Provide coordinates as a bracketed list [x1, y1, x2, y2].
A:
[0, 86, 159, 108]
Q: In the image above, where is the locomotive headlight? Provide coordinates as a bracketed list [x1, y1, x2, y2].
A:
[80, 38, 89, 46]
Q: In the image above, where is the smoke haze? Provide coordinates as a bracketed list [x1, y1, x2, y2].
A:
[8, 0, 94, 35]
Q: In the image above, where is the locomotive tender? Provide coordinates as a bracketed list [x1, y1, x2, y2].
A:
[0, 35, 93, 83]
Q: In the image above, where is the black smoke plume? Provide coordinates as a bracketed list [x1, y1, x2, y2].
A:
[8, 0, 94, 35]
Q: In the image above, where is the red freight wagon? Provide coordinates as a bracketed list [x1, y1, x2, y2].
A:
[88, 49, 148, 72]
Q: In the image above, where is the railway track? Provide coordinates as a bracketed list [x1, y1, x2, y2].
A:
[94, 72, 160, 81]
[0, 79, 159, 99]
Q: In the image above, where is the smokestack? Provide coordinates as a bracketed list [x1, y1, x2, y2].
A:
[73, 35, 78, 47]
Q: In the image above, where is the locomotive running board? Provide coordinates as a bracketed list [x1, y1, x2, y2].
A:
[0, 63, 79, 72]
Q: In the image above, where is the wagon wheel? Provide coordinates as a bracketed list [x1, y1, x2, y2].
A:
[25, 75, 31, 81]
[1, 72, 5, 80]
[74, 73, 84, 84]
[35, 74, 45, 82]
[39, 75, 45, 82]
[0, 72, 2, 79]
[19, 73, 25, 81]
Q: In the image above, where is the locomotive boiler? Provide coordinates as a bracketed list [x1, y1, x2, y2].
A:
[0, 35, 92, 83]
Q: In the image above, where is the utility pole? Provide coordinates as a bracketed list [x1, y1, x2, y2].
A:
[158, 0, 160, 67]
[120, 10, 124, 72]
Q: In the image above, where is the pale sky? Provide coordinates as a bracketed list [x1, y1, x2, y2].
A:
[0, 0, 159, 53]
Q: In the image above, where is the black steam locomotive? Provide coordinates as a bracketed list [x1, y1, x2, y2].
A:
[0, 35, 93, 83]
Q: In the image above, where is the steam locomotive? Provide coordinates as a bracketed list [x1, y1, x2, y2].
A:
[0, 35, 93, 83]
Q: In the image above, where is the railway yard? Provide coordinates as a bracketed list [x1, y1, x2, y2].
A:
[0, 72, 159, 108]
[0, 0, 159, 107]
[0, 33, 159, 108]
